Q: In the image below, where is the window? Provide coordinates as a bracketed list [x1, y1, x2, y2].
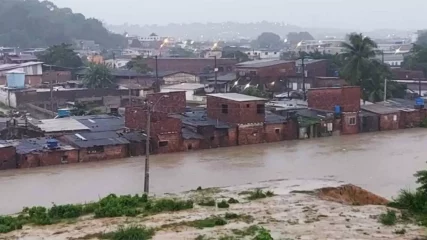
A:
[221, 104, 228, 114]
[246, 104, 250, 108]
[61, 156, 68, 164]
[210, 136, 215, 141]
[349, 117, 356, 125]
[159, 141, 168, 147]
[87, 146, 104, 154]
[257, 104, 265, 114]
[393, 115, 397, 121]
[265, 52, 268, 55]
[275, 129, 280, 134]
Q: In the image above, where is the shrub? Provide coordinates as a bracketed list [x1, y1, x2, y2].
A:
[232, 225, 262, 236]
[224, 212, 239, 219]
[227, 198, 239, 204]
[420, 118, 427, 128]
[217, 200, 230, 209]
[247, 189, 267, 200]
[101, 225, 155, 240]
[253, 227, 273, 240]
[198, 198, 216, 207]
[94, 194, 148, 218]
[48, 204, 83, 219]
[0, 216, 24, 233]
[379, 210, 397, 226]
[26, 206, 53, 225]
[190, 217, 227, 229]
[148, 199, 193, 213]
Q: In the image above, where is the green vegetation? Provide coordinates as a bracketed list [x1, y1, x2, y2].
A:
[197, 198, 216, 207]
[224, 212, 254, 223]
[242, 189, 275, 200]
[101, 225, 155, 240]
[83, 64, 115, 89]
[0, 0, 126, 48]
[378, 210, 397, 226]
[421, 118, 427, 128]
[126, 56, 152, 74]
[227, 198, 239, 204]
[189, 217, 227, 229]
[231, 225, 262, 237]
[38, 44, 83, 68]
[217, 200, 230, 209]
[253, 228, 274, 240]
[0, 193, 193, 234]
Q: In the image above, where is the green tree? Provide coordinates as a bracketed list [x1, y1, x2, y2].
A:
[37, 43, 83, 68]
[125, 56, 152, 73]
[341, 33, 378, 86]
[255, 32, 283, 49]
[402, 36, 427, 76]
[0, 0, 126, 48]
[83, 64, 115, 89]
[242, 87, 270, 98]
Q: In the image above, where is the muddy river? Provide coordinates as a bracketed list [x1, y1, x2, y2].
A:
[0, 128, 426, 215]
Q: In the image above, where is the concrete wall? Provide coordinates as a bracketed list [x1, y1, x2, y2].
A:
[0, 88, 17, 108]
[163, 73, 199, 85]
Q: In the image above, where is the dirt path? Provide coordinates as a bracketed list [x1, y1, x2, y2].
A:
[1, 180, 425, 240]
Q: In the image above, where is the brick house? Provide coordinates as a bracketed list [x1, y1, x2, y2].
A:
[264, 111, 297, 142]
[16, 138, 78, 168]
[207, 93, 268, 145]
[296, 59, 328, 78]
[61, 132, 129, 162]
[171, 110, 237, 149]
[125, 91, 186, 153]
[0, 141, 17, 170]
[235, 60, 296, 84]
[144, 58, 238, 74]
[307, 86, 361, 135]
[361, 104, 400, 131]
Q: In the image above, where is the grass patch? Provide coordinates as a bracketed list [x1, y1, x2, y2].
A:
[227, 198, 239, 204]
[224, 212, 254, 223]
[231, 225, 262, 236]
[253, 227, 273, 240]
[101, 225, 155, 240]
[246, 189, 275, 200]
[0, 193, 193, 234]
[189, 217, 227, 229]
[379, 210, 397, 226]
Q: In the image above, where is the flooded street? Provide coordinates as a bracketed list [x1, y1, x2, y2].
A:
[1, 128, 427, 215]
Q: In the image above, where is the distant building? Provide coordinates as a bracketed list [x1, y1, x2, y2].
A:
[144, 58, 237, 75]
[235, 60, 296, 83]
[245, 50, 281, 60]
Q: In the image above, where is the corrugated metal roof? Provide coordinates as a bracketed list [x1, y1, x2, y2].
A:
[182, 127, 204, 140]
[73, 115, 125, 132]
[16, 138, 75, 154]
[171, 110, 231, 129]
[265, 111, 288, 124]
[35, 118, 90, 133]
[236, 60, 292, 68]
[208, 93, 266, 102]
[63, 131, 130, 148]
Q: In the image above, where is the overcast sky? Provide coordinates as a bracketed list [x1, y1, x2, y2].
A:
[50, 0, 424, 30]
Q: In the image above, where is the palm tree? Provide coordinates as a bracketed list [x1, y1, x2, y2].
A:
[341, 33, 378, 87]
[83, 63, 115, 89]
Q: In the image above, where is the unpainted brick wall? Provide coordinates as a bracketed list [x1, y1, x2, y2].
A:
[264, 123, 286, 143]
[17, 149, 79, 168]
[379, 112, 400, 131]
[156, 133, 182, 153]
[341, 113, 359, 134]
[0, 146, 16, 170]
[307, 86, 361, 112]
[207, 96, 266, 124]
[79, 145, 128, 162]
[183, 139, 201, 151]
[237, 124, 265, 145]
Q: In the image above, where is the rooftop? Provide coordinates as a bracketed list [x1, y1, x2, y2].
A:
[207, 93, 266, 102]
[182, 127, 204, 140]
[162, 83, 205, 91]
[0, 61, 43, 71]
[33, 118, 90, 133]
[72, 115, 125, 132]
[207, 73, 237, 82]
[265, 111, 288, 124]
[63, 131, 130, 148]
[236, 60, 293, 68]
[361, 103, 401, 115]
[295, 59, 326, 66]
[171, 110, 231, 129]
[16, 138, 75, 154]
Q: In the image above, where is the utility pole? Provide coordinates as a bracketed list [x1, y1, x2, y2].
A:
[214, 56, 218, 93]
[144, 106, 151, 193]
[129, 75, 132, 107]
[301, 53, 306, 101]
[155, 56, 159, 93]
[382, 50, 387, 102]
[49, 65, 54, 112]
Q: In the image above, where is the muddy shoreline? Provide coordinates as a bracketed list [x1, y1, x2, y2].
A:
[0, 180, 425, 240]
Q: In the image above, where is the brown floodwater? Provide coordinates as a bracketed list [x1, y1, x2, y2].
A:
[0, 128, 426, 215]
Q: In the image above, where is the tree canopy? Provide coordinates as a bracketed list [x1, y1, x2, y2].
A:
[402, 32, 427, 77]
[83, 64, 115, 89]
[254, 32, 284, 49]
[0, 0, 126, 48]
[37, 44, 83, 68]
